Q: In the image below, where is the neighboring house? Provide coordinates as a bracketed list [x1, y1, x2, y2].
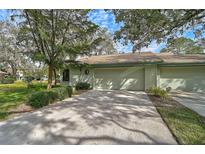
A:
[16, 70, 24, 80]
[62, 52, 205, 92]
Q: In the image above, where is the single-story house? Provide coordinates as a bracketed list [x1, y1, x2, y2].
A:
[62, 52, 205, 92]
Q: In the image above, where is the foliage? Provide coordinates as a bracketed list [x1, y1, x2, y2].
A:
[149, 95, 205, 144]
[16, 10, 104, 89]
[23, 76, 34, 88]
[0, 76, 16, 84]
[112, 10, 205, 52]
[0, 20, 26, 78]
[160, 37, 204, 54]
[76, 82, 91, 90]
[86, 28, 117, 56]
[52, 86, 72, 100]
[27, 86, 73, 108]
[0, 81, 47, 120]
[146, 87, 168, 99]
[0, 81, 47, 112]
[27, 90, 58, 108]
[0, 112, 8, 121]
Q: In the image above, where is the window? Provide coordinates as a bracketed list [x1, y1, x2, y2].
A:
[85, 69, 89, 75]
[63, 69, 70, 81]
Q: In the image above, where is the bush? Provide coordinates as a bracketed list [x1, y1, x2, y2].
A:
[146, 87, 168, 99]
[27, 90, 58, 108]
[52, 86, 72, 100]
[0, 76, 15, 84]
[76, 82, 90, 90]
[27, 86, 73, 108]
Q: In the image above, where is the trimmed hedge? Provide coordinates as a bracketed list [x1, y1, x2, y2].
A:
[27, 86, 73, 108]
[76, 82, 90, 90]
[0, 77, 16, 84]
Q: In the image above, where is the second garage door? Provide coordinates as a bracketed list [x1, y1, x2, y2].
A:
[160, 66, 205, 92]
[94, 67, 145, 91]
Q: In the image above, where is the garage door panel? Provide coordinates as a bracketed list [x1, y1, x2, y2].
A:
[94, 67, 145, 91]
[160, 66, 205, 92]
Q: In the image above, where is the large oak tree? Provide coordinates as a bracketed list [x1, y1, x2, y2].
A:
[17, 9, 102, 89]
[112, 10, 205, 52]
[160, 37, 204, 54]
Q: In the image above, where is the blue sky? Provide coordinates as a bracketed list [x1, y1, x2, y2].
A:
[0, 9, 197, 53]
[88, 9, 167, 53]
[88, 9, 198, 53]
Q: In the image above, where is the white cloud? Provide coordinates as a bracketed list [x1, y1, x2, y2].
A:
[141, 41, 165, 53]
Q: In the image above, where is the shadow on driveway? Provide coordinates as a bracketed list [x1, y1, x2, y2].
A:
[0, 90, 177, 145]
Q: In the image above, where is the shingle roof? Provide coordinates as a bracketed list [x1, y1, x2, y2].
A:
[79, 52, 163, 64]
[158, 53, 205, 64]
[78, 52, 205, 65]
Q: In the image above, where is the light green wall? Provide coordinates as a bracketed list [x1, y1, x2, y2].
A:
[93, 67, 145, 90]
[70, 67, 94, 87]
[68, 64, 205, 92]
[144, 65, 157, 90]
[159, 66, 205, 92]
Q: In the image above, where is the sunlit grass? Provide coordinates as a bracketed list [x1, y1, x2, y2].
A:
[148, 95, 205, 144]
[0, 81, 47, 120]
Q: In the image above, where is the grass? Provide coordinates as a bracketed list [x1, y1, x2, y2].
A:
[0, 81, 47, 121]
[148, 95, 205, 144]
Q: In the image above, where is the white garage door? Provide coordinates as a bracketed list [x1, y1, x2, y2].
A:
[160, 66, 205, 92]
[94, 67, 145, 91]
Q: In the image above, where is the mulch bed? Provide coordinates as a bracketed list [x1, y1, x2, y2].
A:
[8, 104, 34, 114]
[148, 94, 183, 108]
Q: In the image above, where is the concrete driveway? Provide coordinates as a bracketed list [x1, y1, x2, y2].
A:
[0, 90, 177, 145]
[171, 91, 205, 117]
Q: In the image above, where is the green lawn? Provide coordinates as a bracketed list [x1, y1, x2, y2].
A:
[0, 81, 47, 120]
[148, 95, 205, 144]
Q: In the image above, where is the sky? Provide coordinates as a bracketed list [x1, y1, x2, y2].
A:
[88, 9, 197, 53]
[0, 9, 197, 53]
[88, 9, 167, 53]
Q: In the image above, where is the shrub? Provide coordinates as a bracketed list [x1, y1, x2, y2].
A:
[52, 86, 72, 100]
[146, 87, 168, 99]
[76, 82, 90, 90]
[67, 86, 73, 97]
[23, 76, 34, 88]
[27, 90, 58, 108]
[27, 86, 73, 108]
[166, 87, 172, 92]
[0, 76, 15, 84]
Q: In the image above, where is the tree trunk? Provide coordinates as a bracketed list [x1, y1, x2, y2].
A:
[47, 64, 53, 89]
[53, 68, 57, 86]
[10, 63, 17, 79]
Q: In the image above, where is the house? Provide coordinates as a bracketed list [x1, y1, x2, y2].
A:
[62, 52, 205, 92]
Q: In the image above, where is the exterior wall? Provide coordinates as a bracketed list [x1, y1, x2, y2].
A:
[159, 66, 205, 92]
[93, 67, 145, 91]
[68, 64, 205, 92]
[69, 67, 94, 87]
[144, 65, 157, 90]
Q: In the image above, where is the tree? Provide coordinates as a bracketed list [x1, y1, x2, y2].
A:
[0, 20, 26, 78]
[196, 38, 205, 52]
[160, 37, 204, 54]
[112, 10, 205, 52]
[87, 29, 117, 56]
[17, 10, 101, 89]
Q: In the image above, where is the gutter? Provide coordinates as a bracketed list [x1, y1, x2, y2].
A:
[89, 61, 164, 68]
[159, 62, 205, 67]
